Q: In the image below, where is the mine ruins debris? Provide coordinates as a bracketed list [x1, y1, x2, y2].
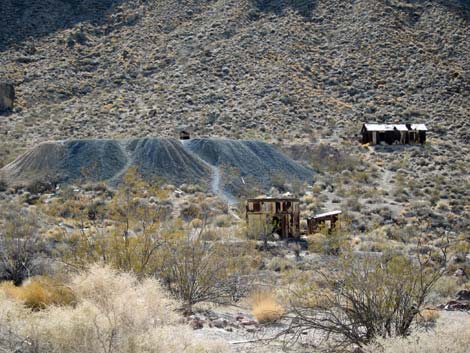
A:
[361, 123, 427, 145]
[177, 125, 193, 140]
[179, 130, 191, 140]
[246, 197, 300, 239]
[307, 210, 342, 234]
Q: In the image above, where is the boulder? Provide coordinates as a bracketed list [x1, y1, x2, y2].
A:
[211, 318, 227, 329]
[0, 83, 15, 113]
[456, 289, 470, 301]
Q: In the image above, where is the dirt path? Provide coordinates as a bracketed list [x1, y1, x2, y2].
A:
[108, 140, 133, 185]
[181, 140, 237, 205]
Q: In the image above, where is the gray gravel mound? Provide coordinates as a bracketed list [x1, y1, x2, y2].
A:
[0, 141, 66, 183]
[61, 139, 128, 182]
[186, 138, 313, 194]
[126, 138, 210, 185]
[0, 138, 312, 197]
[1, 139, 128, 184]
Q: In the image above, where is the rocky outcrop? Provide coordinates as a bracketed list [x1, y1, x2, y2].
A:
[439, 290, 470, 311]
[0, 82, 15, 113]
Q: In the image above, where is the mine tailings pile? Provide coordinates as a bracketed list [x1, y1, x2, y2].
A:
[0, 138, 313, 201]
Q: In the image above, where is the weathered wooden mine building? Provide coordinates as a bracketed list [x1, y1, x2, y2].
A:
[246, 197, 300, 239]
[361, 123, 427, 145]
[307, 210, 342, 234]
[176, 125, 192, 140]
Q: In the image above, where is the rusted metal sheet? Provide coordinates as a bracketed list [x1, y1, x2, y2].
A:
[307, 210, 342, 234]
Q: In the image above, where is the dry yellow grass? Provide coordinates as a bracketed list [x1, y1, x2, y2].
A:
[0, 276, 75, 310]
[307, 233, 327, 252]
[351, 236, 361, 246]
[416, 309, 440, 326]
[369, 312, 470, 353]
[0, 265, 229, 353]
[250, 289, 285, 323]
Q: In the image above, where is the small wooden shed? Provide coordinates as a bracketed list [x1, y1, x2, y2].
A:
[246, 197, 300, 239]
[176, 125, 193, 140]
[179, 130, 191, 140]
[361, 123, 427, 145]
[307, 210, 342, 234]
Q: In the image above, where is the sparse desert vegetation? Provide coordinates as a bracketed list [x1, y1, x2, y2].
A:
[0, 265, 228, 353]
[0, 0, 469, 351]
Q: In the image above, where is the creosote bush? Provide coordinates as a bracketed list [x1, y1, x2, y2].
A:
[0, 206, 47, 285]
[159, 226, 255, 312]
[286, 247, 447, 351]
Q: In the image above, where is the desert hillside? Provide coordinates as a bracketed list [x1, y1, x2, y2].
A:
[1, 0, 468, 228]
[0, 1, 469, 353]
[0, 0, 469, 154]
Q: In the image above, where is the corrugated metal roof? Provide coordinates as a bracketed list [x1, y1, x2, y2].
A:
[411, 124, 428, 131]
[364, 124, 408, 131]
[363, 123, 427, 131]
[248, 197, 300, 202]
[313, 210, 342, 219]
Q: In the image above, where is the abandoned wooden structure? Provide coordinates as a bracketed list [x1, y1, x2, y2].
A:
[307, 210, 342, 234]
[179, 130, 191, 140]
[176, 125, 192, 140]
[246, 197, 300, 239]
[361, 123, 427, 145]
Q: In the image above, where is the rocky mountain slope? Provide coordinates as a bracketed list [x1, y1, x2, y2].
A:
[0, 0, 469, 160]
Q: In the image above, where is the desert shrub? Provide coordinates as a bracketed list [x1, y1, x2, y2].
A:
[307, 233, 327, 252]
[266, 256, 294, 272]
[0, 206, 47, 285]
[250, 289, 284, 323]
[159, 231, 252, 312]
[26, 179, 56, 194]
[368, 314, 470, 353]
[62, 169, 171, 277]
[62, 223, 169, 277]
[0, 265, 228, 353]
[179, 203, 202, 221]
[0, 276, 75, 310]
[308, 227, 349, 255]
[287, 249, 447, 350]
[429, 276, 460, 301]
[245, 215, 272, 241]
[212, 214, 232, 227]
[307, 144, 362, 173]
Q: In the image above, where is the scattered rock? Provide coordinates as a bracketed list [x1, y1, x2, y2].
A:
[240, 319, 257, 326]
[456, 289, 470, 301]
[211, 318, 227, 329]
[189, 318, 204, 330]
[441, 300, 470, 311]
[453, 268, 466, 277]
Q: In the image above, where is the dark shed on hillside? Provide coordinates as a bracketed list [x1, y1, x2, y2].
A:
[176, 125, 193, 140]
[179, 130, 191, 140]
[361, 123, 427, 145]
